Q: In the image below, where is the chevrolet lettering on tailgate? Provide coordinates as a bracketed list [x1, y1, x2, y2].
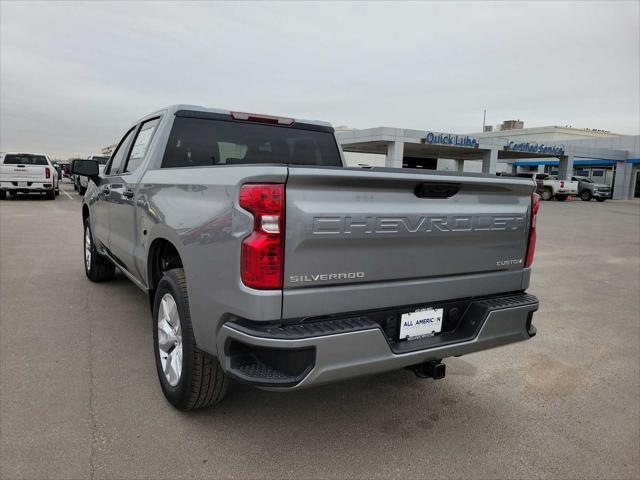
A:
[312, 215, 526, 235]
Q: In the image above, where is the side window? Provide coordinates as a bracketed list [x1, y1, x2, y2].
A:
[124, 118, 160, 173]
[105, 128, 136, 176]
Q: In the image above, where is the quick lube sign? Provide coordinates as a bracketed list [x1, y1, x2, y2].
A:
[506, 141, 564, 155]
[424, 132, 479, 148]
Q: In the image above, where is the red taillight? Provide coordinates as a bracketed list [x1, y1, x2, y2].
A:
[239, 184, 284, 289]
[560, 180, 565, 188]
[525, 192, 540, 268]
[45, 167, 51, 179]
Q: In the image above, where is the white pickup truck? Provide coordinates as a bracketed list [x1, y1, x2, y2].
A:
[502, 173, 578, 201]
[0, 153, 59, 200]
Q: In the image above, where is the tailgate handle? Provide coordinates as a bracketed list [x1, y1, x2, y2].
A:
[415, 182, 461, 199]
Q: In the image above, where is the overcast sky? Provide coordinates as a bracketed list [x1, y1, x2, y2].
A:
[1, 1, 639, 159]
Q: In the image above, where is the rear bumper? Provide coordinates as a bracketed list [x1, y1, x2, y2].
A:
[217, 293, 538, 390]
[1, 181, 54, 192]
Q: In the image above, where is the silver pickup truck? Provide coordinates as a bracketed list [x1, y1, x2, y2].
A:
[72, 105, 540, 411]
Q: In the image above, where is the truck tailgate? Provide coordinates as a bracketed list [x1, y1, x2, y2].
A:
[0, 165, 47, 181]
[282, 167, 534, 318]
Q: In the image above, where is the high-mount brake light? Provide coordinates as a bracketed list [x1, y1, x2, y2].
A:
[525, 192, 540, 268]
[239, 184, 285, 289]
[230, 111, 294, 126]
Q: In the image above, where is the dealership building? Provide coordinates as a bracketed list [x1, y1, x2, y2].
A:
[337, 124, 640, 200]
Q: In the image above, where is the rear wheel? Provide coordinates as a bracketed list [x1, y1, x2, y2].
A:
[0, 191, 5, 200]
[555, 194, 567, 201]
[83, 218, 115, 282]
[580, 190, 592, 201]
[541, 189, 553, 201]
[153, 268, 228, 410]
[46, 189, 56, 200]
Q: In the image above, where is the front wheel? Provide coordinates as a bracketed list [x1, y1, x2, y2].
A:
[83, 218, 115, 282]
[0, 191, 6, 200]
[153, 268, 228, 410]
[580, 190, 592, 201]
[541, 189, 553, 201]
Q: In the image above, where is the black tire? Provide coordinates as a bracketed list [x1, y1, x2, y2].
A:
[0, 191, 6, 200]
[541, 189, 553, 201]
[79, 185, 87, 195]
[555, 194, 567, 201]
[596, 197, 606, 202]
[580, 190, 592, 201]
[46, 189, 56, 200]
[153, 268, 228, 410]
[83, 218, 115, 282]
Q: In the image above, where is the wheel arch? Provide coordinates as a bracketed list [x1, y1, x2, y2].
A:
[147, 237, 184, 312]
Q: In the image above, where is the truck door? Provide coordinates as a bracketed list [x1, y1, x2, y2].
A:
[93, 128, 136, 250]
[106, 118, 160, 282]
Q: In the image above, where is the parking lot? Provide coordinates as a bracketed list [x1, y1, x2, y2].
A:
[1, 181, 638, 479]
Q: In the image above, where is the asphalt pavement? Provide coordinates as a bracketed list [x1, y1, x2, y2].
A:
[1, 181, 639, 479]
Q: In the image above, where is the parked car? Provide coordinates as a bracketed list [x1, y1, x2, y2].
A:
[77, 155, 109, 194]
[572, 176, 611, 202]
[539, 174, 579, 201]
[72, 105, 540, 410]
[69, 158, 83, 190]
[50, 160, 63, 181]
[501, 172, 578, 201]
[0, 152, 59, 199]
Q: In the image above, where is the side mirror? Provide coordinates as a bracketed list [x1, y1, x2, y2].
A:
[71, 159, 99, 177]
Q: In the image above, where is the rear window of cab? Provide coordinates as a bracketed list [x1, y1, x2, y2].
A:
[161, 117, 342, 169]
[3, 154, 47, 165]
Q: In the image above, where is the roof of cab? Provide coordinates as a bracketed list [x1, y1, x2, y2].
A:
[140, 105, 333, 129]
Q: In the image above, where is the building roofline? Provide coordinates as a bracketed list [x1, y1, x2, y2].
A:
[469, 125, 622, 137]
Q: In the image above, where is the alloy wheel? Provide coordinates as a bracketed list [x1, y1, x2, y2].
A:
[157, 293, 183, 387]
[84, 227, 92, 269]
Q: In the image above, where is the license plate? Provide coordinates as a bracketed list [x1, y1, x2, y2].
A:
[18, 182, 27, 187]
[400, 307, 443, 341]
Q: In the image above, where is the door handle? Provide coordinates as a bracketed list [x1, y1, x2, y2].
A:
[123, 189, 134, 198]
